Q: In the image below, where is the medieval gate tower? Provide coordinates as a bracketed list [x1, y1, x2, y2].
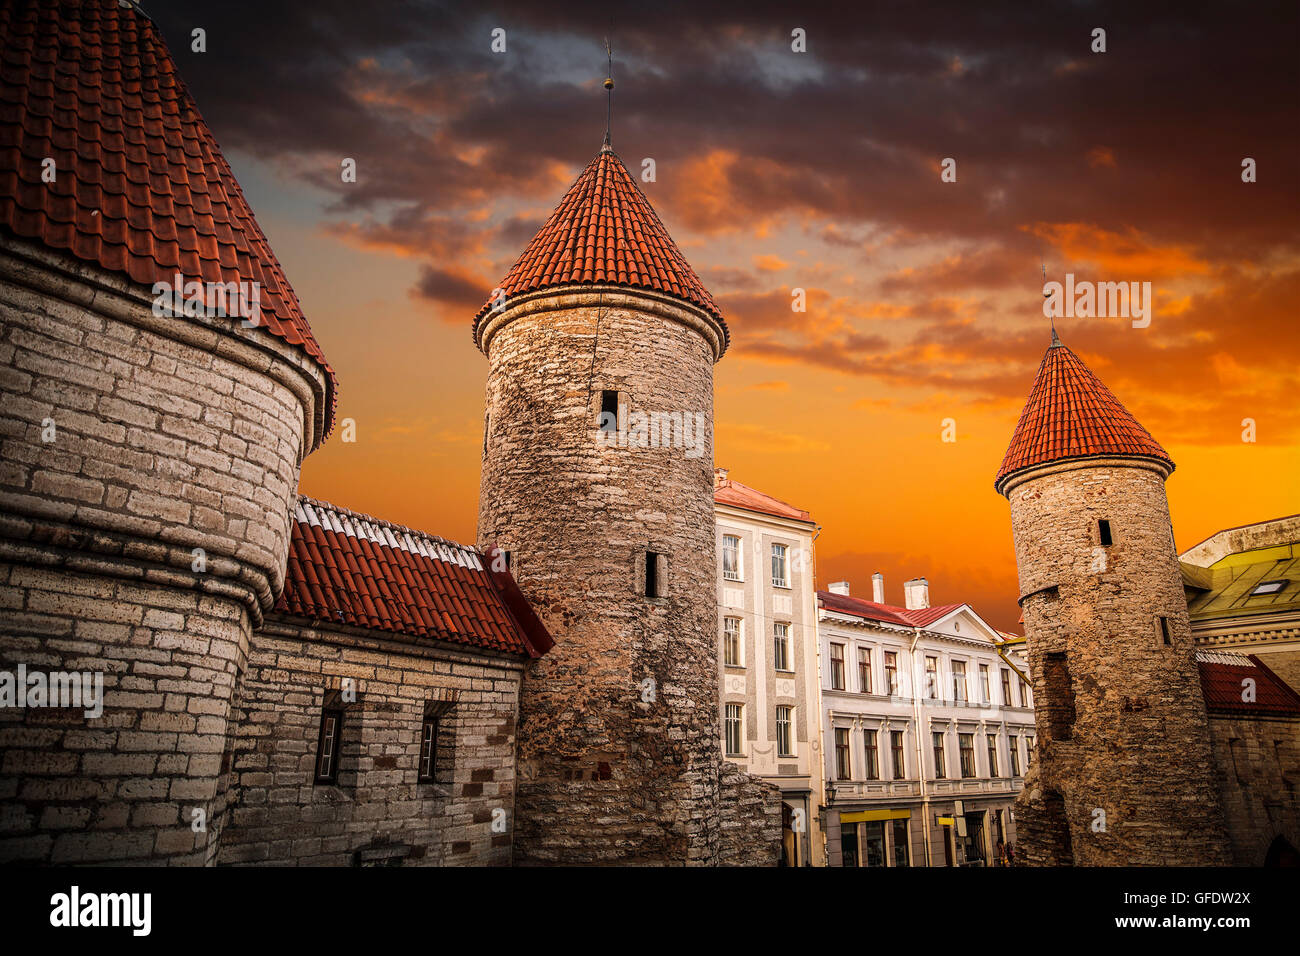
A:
[995, 330, 1231, 865]
[475, 140, 740, 864]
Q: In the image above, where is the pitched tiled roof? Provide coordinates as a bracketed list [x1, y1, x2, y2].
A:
[818, 590, 963, 629]
[0, 0, 336, 440]
[1196, 651, 1300, 716]
[995, 334, 1171, 491]
[714, 472, 814, 524]
[275, 497, 552, 658]
[473, 143, 727, 348]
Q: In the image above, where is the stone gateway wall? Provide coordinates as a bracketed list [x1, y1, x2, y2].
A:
[218, 620, 524, 866]
[1006, 459, 1231, 865]
[1206, 714, 1300, 866]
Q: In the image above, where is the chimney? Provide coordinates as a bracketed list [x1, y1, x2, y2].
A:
[872, 572, 884, 604]
[904, 577, 930, 610]
[714, 466, 729, 489]
[828, 581, 850, 596]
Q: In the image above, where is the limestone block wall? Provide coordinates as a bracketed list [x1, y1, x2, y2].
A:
[1205, 714, 1300, 866]
[477, 288, 759, 864]
[218, 620, 524, 866]
[716, 763, 782, 866]
[0, 240, 327, 863]
[1006, 459, 1231, 865]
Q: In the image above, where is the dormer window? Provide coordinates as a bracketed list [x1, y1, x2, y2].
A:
[1252, 580, 1287, 596]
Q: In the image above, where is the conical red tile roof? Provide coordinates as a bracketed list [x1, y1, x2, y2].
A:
[0, 0, 336, 442]
[995, 334, 1172, 492]
[473, 143, 727, 349]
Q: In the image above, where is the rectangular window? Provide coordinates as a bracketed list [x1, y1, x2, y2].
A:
[925, 656, 938, 699]
[723, 617, 742, 667]
[776, 705, 793, 757]
[864, 729, 879, 780]
[315, 708, 343, 784]
[891, 819, 910, 867]
[884, 651, 899, 696]
[830, 643, 845, 690]
[721, 534, 742, 581]
[835, 728, 851, 780]
[958, 733, 976, 778]
[1001, 668, 1014, 707]
[1252, 579, 1287, 596]
[891, 730, 906, 779]
[932, 731, 946, 779]
[1026, 735, 1036, 768]
[986, 733, 999, 778]
[773, 622, 791, 672]
[1009, 735, 1022, 776]
[725, 703, 743, 756]
[1098, 519, 1113, 546]
[1157, 615, 1172, 645]
[858, 647, 873, 694]
[599, 389, 619, 432]
[771, 543, 789, 587]
[979, 663, 990, 704]
[953, 660, 967, 703]
[645, 551, 660, 597]
[418, 717, 438, 783]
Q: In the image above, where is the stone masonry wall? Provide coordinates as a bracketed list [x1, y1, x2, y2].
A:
[716, 762, 782, 866]
[0, 239, 323, 863]
[478, 289, 778, 865]
[217, 619, 524, 866]
[1205, 713, 1300, 866]
[1007, 460, 1231, 865]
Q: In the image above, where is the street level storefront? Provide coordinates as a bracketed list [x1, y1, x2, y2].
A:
[824, 796, 1018, 866]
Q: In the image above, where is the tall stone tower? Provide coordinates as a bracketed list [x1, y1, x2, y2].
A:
[0, 0, 334, 864]
[474, 140, 737, 864]
[994, 330, 1230, 865]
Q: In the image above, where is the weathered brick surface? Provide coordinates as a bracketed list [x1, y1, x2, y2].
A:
[1205, 714, 1300, 865]
[0, 562, 249, 864]
[0, 241, 323, 864]
[478, 289, 781, 865]
[1005, 459, 1231, 865]
[217, 619, 524, 866]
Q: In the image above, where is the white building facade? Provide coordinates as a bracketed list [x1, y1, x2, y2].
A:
[818, 576, 1035, 866]
[714, 469, 825, 866]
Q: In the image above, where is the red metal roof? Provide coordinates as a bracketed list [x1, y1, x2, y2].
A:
[1196, 651, 1300, 717]
[473, 143, 727, 349]
[714, 473, 814, 524]
[818, 590, 963, 629]
[995, 335, 1171, 491]
[276, 498, 552, 658]
[0, 0, 336, 441]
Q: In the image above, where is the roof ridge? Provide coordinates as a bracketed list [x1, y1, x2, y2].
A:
[294, 495, 480, 560]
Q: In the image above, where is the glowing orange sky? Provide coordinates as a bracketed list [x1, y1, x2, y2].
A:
[150, 3, 1300, 632]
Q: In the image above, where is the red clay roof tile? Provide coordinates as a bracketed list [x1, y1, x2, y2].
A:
[714, 475, 814, 524]
[276, 498, 552, 658]
[473, 143, 726, 349]
[995, 335, 1171, 490]
[1197, 651, 1300, 716]
[818, 590, 964, 629]
[0, 0, 336, 441]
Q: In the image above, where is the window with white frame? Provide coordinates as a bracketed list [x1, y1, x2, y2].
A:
[932, 731, 946, 779]
[858, 647, 872, 694]
[986, 732, 999, 778]
[1009, 735, 1021, 776]
[723, 617, 742, 667]
[891, 730, 906, 779]
[834, 727, 851, 780]
[884, 651, 899, 696]
[863, 728, 880, 780]
[722, 534, 742, 581]
[771, 543, 789, 588]
[776, 705, 794, 757]
[979, 663, 991, 704]
[953, 660, 968, 703]
[958, 733, 976, 778]
[725, 703, 744, 756]
[773, 622, 792, 672]
[925, 656, 939, 699]
[829, 643, 845, 690]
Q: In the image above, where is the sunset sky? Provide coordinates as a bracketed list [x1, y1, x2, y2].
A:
[150, 1, 1298, 631]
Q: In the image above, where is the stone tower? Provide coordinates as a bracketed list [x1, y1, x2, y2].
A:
[0, 0, 334, 864]
[474, 141, 740, 864]
[994, 330, 1230, 865]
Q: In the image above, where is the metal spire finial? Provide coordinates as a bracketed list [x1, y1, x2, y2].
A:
[1043, 261, 1062, 347]
[603, 38, 614, 149]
